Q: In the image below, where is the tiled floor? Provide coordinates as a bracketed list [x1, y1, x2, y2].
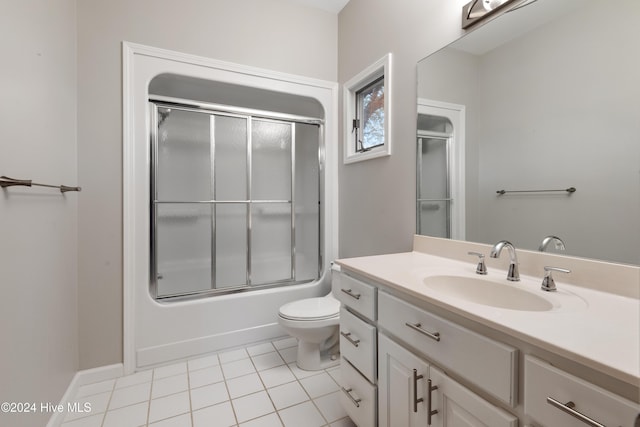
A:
[61, 337, 356, 427]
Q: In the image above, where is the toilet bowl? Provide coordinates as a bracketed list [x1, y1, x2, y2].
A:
[277, 293, 341, 371]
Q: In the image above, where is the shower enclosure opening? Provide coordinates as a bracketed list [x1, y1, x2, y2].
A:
[149, 96, 323, 301]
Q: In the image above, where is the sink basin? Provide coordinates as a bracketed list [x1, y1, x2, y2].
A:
[423, 275, 554, 311]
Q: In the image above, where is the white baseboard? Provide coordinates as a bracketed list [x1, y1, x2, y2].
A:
[46, 363, 123, 427]
[136, 323, 285, 369]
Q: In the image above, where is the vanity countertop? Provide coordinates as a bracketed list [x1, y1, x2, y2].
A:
[335, 250, 640, 388]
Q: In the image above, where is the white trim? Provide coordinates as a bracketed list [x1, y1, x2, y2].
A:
[136, 323, 283, 368]
[46, 364, 124, 427]
[343, 53, 392, 164]
[417, 98, 466, 241]
[122, 42, 339, 374]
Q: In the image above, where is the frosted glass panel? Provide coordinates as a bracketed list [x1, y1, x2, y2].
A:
[418, 201, 449, 238]
[214, 115, 247, 200]
[151, 100, 322, 300]
[252, 120, 292, 200]
[215, 204, 247, 288]
[156, 203, 212, 297]
[251, 203, 291, 284]
[419, 137, 448, 199]
[156, 108, 211, 201]
[295, 123, 320, 281]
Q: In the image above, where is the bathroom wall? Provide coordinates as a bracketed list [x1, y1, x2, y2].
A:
[77, 0, 338, 369]
[337, 0, 470, 258]
[0, 1, 79, 426]
[475, 0, 640, 264]
[416, 0, 640, 265]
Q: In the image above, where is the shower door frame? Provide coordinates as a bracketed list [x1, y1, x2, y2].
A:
[416, 99, 466, 241]
[149, 95, 324, 301]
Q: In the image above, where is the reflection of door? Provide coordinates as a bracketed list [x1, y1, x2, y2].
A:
[417, 132, 451, 238]
[417, 100, 465, 240]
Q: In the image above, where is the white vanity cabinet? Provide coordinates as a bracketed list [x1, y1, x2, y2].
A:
[524, 355, 640, 427]
[333, 270, 378, 427]
[378, 333, 517, 427]
[378, 291, 517, 407]
[377, 299, 518, 427]
[334, 269, 520, 427]
[378, 333, 431, 427]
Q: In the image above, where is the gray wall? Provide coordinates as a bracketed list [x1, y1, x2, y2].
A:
[417, 0, 640, 265]
[77, 0, 338, 369]
[337, 0, 469, 258]
[474, 0, 640, 264]
[0, 1, 79, 426]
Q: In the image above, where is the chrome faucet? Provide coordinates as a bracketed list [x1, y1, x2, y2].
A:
[467, 252, 487, 275]
[490, 240, 520, 281]
[538, 235, 566, 252]
[541, 266, 570, 292]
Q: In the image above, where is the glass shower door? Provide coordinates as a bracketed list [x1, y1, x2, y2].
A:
[417, 134, 451, 238]
[154, 107, 213, 297]
[151, 101, 322, 300]
[213, 115, 249, 289]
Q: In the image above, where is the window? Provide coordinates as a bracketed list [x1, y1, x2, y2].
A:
[355, 76, 384, 152]
[343, 53, 392, 163]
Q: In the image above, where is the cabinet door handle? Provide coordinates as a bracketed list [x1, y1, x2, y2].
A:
[341, 387, 362, 408]
[546, 397, 606, 427]
[341, 288, 361, 300]
[427, 379, 439, 425]
[340, 331, 360, 347]
[405, 322, 441, 342]
[412, 369, 424, 413]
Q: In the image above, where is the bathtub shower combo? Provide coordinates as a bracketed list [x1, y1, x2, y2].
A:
[149, 97, 323, 301]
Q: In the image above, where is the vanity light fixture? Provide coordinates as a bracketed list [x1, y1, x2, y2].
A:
[462, 0, 515, 28]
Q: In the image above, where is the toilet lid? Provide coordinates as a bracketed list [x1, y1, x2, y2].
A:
[279, 297, 340, 321]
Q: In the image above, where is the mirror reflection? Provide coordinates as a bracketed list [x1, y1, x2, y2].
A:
[417, 0, 639, 265]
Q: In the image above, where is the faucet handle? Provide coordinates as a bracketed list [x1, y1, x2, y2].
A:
[468, 252, 488, 275]
[541, 266, 570, 292]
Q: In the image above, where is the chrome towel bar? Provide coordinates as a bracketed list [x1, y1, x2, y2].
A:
[496, 187, 576, 195]
[1, 175, 81, 193]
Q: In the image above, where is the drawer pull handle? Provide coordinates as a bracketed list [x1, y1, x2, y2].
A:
[341, 288, 361, 300]
[546, 397, 606, 427]
[412, 369, 424, 413]
[427, 379, 439, 425]
[340, 331, 360, 347]
[405, 322, 441, 342]
[341, 387, 362, 408]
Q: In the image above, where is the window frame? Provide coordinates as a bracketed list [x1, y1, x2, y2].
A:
[343, 53, 392, 164]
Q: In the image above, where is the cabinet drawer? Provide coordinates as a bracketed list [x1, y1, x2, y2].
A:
[340, 307, 377, 383]
[378, 291, 517, 406]
[524, 355, 640, 427]
[340, 358, 377, 427]
[333, 271, 376, 320]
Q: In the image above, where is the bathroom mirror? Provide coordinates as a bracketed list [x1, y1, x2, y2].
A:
[417, 0, 639, 265]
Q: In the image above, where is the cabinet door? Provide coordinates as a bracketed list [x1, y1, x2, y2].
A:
[429, 366, 517, 427]
[379, 333, 431, 427]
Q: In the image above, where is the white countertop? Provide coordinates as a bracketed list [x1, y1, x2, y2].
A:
[335, 251, 640, 388]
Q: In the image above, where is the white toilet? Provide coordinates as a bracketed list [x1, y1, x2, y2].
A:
[277, 293, 341, 371]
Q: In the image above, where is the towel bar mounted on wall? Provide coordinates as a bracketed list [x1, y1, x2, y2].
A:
[0, 176, 81, 193]
[496, 187, 576, 195]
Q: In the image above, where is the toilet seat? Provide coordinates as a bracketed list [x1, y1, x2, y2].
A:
[278, 297, 340, 321]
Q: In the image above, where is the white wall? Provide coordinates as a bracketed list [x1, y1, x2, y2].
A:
[475, 0, 640, 264]
[0, 1, 79, 426]
[77, 0, 338, 369]
[338, 0, 469, 257]
[418, 0, 640, 265]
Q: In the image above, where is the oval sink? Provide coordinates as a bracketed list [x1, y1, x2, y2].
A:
[423, 275, 554, 311]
